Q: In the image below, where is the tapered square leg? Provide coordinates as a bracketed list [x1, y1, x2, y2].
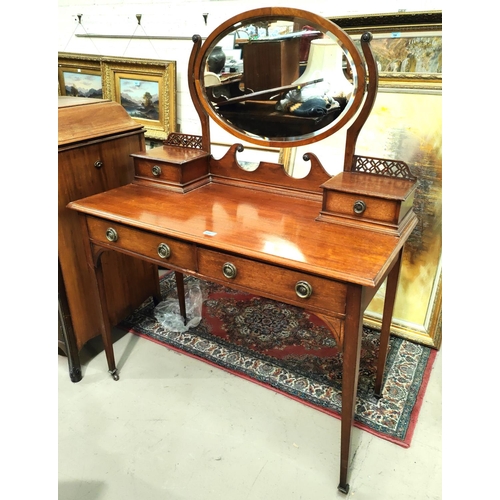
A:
[338, 284, 365, 493]
[374, 249, 403, 398]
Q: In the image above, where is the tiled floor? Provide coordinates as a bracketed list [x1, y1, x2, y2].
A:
[58, 327, 442, 500]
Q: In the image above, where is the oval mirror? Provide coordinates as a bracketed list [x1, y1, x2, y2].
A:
[191, 8, 368, 148]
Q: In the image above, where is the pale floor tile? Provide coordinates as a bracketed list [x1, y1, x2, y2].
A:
[59, 328, 442, 500]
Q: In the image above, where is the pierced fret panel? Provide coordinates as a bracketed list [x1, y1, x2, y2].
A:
[353, 155, 416, 180]
[163, 133, 203, 149]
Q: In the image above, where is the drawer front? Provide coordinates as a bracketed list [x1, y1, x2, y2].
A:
[134, 158, 181, 183]
[134, 157, 209, 187]
[86, 217, 197, 271]
[198, 248, 346, 317]
[325, 192, 399, 225]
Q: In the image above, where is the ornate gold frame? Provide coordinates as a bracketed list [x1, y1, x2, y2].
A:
[328, 11, 443, 349]
[101, 56, 176, 140]
[332, 11, 442, 92]
[58, 53, 177, 140]
[58, 52, 102, 97]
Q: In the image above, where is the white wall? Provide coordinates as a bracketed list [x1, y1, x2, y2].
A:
[58, 0, 443, 172]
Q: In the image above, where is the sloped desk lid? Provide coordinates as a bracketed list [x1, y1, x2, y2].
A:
[58, 96, 143, 147]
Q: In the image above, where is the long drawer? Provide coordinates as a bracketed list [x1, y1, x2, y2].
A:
[86, 216, 197, 271]
[86, 216, 347, 317]
[197, 248, 347, 317]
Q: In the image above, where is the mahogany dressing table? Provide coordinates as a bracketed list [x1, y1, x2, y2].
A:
[67, 8, 418, 494]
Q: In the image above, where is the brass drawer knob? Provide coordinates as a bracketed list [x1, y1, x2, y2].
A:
[152, 165, 162, 177]
[353, 200, 366, 214]
[295, 280, 313, 299]
[94, 160, 103, 169]
[157, 243, 171, 259]
[222, 262, 237, 279]
[105, 228, 118, 242]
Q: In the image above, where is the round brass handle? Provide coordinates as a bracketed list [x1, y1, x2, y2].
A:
[94, 160, 103, 169]
[105, 228, 118, 242]
[353, 200, 366, 215]
[157, 243, 171, 259]
[222, 262, 237, 279]
[295, 280, 313, 299]
[152, 165, 162, 177]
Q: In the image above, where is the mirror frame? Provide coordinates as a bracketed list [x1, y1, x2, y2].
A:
[189, 7, 371, 149]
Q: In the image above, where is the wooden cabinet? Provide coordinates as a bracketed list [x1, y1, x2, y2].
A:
[58, 96, 160, 382]
[242, 38, 300, 92]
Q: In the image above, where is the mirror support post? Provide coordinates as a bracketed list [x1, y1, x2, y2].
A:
[188, 34, 211, 152]
[343, 32, 378, 172]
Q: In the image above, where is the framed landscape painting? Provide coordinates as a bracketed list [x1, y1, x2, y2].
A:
[333, 10, 442, 92]
[58, 53, 102, 98]
[356, 90, 442, 349]
[101, 57, 177, 140]
[58, 53, 177, 140]
[330, 11, 442, 348]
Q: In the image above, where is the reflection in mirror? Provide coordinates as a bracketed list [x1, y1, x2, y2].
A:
[202, 16, 356, 143]
[210, 142, 283, 172]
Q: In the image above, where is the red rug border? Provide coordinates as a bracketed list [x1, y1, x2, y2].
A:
[399, 346, 438, 446]
[126, 326, 437, 448]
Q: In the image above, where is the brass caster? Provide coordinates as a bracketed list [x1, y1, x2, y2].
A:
[338, 483, 350, 494]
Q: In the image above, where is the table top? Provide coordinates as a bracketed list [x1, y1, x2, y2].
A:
[68, 181, 415, 288]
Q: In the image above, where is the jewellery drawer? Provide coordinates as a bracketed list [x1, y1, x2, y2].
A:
[131, 146, 210, 192]
[197, 248, 346, 317]
[319, 172, 417, 234]
[323, 191, 405, 224]
[86, 216, 197, 271]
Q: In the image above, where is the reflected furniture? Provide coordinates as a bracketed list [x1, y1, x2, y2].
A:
[242, 38, 300, 91]
[67, 8, 418, 493]
[58, 96, 161, 382]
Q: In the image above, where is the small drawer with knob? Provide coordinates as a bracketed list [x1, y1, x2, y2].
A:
[197, 248, 346, 317]
[318, 172, 417, 235]
[133, 158, 175, 184]
[131, 146, 210, 193]
[85, 216, 197, 271]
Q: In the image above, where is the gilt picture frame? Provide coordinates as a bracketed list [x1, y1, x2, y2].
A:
[101, 57, 177, 140]
[329, 11, 443, 349]
[58, 53, 177, 140]
[58, 52, 102, 98]
[355, 90, 442, 350]
[333, 11, 442, 92]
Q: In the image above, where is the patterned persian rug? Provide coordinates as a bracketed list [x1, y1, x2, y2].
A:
[119, 272, 437, 448]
